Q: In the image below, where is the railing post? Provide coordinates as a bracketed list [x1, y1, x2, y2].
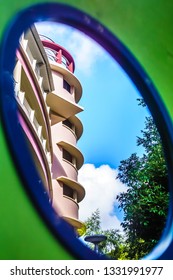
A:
[68, 62, 73, 73]
[56, 49, 62, 64]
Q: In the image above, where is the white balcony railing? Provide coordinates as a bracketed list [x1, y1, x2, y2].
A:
[15, 89, 52, 165]
[21, 43, 47, 102]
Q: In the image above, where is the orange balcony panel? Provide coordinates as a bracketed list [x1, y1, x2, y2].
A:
[50, 110, 65, 125]
[63, 216, 85, 231]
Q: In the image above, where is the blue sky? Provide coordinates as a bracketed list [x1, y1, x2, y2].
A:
[36, 22, 149, 231]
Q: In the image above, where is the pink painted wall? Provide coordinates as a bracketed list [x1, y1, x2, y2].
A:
[54, 122, 77, 146]
[51, 71, 75, 103]
[52, 179, 78, 219]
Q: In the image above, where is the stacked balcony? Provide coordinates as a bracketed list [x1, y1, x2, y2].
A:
[14, 29, 54, 199]
[41, 36, 85, 230]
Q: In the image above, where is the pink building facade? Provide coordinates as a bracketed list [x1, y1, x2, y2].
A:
[13, 25, 85, 231]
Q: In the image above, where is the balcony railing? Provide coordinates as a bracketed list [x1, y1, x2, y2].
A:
[23, 97, 32, 117]
[21, 42, 47, 100]
[15, 89, 52, 165]
[40, 35, 74, 73]
[44, 46, 72, 70]
[39, 34, 55, 43]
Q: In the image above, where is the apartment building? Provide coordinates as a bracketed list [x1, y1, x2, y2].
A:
[13, 25, 85, 232]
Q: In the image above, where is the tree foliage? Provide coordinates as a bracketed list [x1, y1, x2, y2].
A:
[84, 209, 123, 259]
[116, 101, 169, 259]
[83, 100, 169, 259]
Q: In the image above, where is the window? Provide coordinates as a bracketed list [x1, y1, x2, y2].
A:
[62, 119, 73, 130]
[63, 184, 74, 199]
[63, 148, 73, 163]
[63, 79, 71, 93]
[35, 63, 40, 78]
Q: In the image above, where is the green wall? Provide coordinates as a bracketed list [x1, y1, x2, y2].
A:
[0, 0, 173, 259]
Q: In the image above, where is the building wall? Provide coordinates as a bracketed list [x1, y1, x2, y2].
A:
[14, 26, 85, 231]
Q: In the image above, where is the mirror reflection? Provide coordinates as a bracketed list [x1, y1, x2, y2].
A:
[13, 22, 169, 259]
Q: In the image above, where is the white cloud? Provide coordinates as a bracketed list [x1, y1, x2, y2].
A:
[68, 31, 105, 75]
[78, 164, 127, 231]
[35, 22, 54, 35]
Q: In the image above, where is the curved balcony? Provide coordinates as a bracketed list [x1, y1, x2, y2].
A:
[46, 91, 83, 123]
[17, 106, 53, 199]
[57, 176, 85, 203]
[57, 140, 84, 170]
[62, 158, 78, 181]
[50, 61, 82, 103]
[16, 48, 53, 155]
[63, 216, 85, 231]
[40, 36, 82, 103]
[68, 115, 83, 140]
[61, 195, 79, 219]
[41, 37, 75, 73]
[15, 89, 52, 164]
[61, 122, 77, 146]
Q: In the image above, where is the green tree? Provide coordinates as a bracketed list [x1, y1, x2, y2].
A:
[84, 209, 124, 259]
[116, 101, 169, 259]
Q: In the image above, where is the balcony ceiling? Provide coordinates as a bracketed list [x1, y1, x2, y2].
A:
[63, 216, 85, 231]
[46, 93, 83, 122]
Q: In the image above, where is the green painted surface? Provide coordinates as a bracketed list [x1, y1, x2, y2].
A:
[0, 0, 173, 259]
[0, 123, 73, 259]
